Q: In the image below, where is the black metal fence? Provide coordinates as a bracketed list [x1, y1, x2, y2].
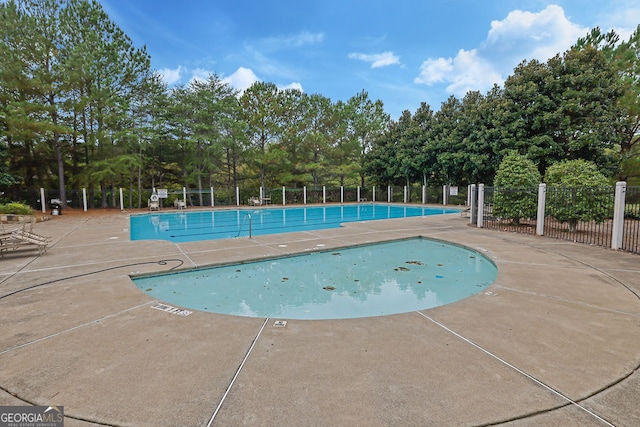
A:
[477, 185, 639, 255]
[543, 186, 615, 247]
[481, 187, 538, 235]
[623, 186, 640, 254]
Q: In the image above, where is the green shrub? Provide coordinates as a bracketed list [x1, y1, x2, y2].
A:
[545, 160, 612, 231]
[493, 152, 541, 224]
[0, 202, 35, 215]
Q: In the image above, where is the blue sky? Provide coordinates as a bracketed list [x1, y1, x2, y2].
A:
[101, 0, 640, 119]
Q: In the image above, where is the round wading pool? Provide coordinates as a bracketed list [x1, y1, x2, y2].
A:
[132, 237, 497, 320]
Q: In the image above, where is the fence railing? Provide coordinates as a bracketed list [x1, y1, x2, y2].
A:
[622, 186, 640, 254]
[36, 184, 469, 211]
[470, 183, 639, 255]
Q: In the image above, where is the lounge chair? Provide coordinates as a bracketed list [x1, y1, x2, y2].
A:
[0, 223, 27, 237]
[174, 199, 187, 209]
[248, 196, 271, 206]
[0, 227, 51, 257]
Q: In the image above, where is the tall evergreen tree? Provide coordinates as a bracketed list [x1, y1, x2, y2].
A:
[239, 82, 282, 189]
[1, 0, 151, 207]
[346, 90, 389, 187]
[576, 26, 640, 180]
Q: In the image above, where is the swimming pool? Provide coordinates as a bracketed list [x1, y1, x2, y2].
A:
[132, 237, 497, 320]
[130, 204, 460, 243]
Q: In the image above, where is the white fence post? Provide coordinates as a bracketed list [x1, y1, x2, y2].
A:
[303, 186, 307, 204]
[404, 186, 407, 203]
[611, 181, 627, 250]
[235, 186, 240, 206]
[387, 186, 391, 203]
[536, 183, 546, 236]
[467, 185, 471, 206]
[40, 188, 46, 213]
[183, 187, 187, 206]
[119, 188, 124, 211]
[82, 188, 87, 212]
[477, 184, 484, 228]
[211, 187, 215, 207]
[373, 186, 376, 202]
[341, 186, 344, 203]
[442, 185, 448, 205]
[323, 186, 326, 204]
[357, 186, 361, 202]
[422, 185, 426, 204]
[469, 184, 476, 225]
[282, 186, 286, 206]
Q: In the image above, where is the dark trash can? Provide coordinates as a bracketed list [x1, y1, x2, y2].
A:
[50, 199, 62, 215]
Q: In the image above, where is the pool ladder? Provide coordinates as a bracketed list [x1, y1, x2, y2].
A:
[237, 213, 252, 238]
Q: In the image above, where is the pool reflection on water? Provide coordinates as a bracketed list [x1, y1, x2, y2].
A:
[132, 237, 497, 320]
[130, 204, 461, 243]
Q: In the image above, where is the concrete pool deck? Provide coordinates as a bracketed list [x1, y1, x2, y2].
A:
[0, 207, 638, 426]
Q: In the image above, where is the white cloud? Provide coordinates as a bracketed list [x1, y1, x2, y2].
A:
[188, 68, 212, 85]
[260, 31, 324, 50]
[414, 57, 453, 85]
[485, 5, 587, 63]
[222, 67, 260, 93]
[414, 5, 589, 98]
[286, 31, 324, 47]
[602, 5, 640, 42]
[158, 66, 215, 86]
[415, 49, 502, 96]
[348, 51, 400, 68]
[279, 82, 303, 92]
[158, 66, 183, 85]
[158, 65, 300, 96]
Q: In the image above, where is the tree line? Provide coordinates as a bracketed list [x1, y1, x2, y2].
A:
[367, 27, 640, 190]
[1, 0, 639, 209]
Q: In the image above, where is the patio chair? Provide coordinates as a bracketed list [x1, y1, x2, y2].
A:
[248, 196, 260, 206]
[174, 199, 187, 210]
[0, 228, 51, 257]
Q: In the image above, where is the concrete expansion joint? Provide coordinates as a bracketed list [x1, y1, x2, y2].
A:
[0, 259, 185, 302]
[495, 236, 640, 302]
[0, 383, 116, 426]
[207, 318, 269, 426]
[0, 301, 153, 356]
[416, 311, 617, 427]
[174, 243, 198, 268]
[492, 285, 640, 318]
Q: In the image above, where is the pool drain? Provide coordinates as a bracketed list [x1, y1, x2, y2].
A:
[274, 320, 287, 327]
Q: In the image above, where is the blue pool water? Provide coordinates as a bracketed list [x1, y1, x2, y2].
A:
[130, 204, 460, 243]
[133, 237, 497, 320]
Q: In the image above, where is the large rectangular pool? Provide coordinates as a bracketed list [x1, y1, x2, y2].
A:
[130, 204, 460, 243]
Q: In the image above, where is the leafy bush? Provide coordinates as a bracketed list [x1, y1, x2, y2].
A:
[625, 209, 640, 220]
[493, 152, 541, 224]
[0, 202, 35, 215]
[545, 160, 612, 231]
